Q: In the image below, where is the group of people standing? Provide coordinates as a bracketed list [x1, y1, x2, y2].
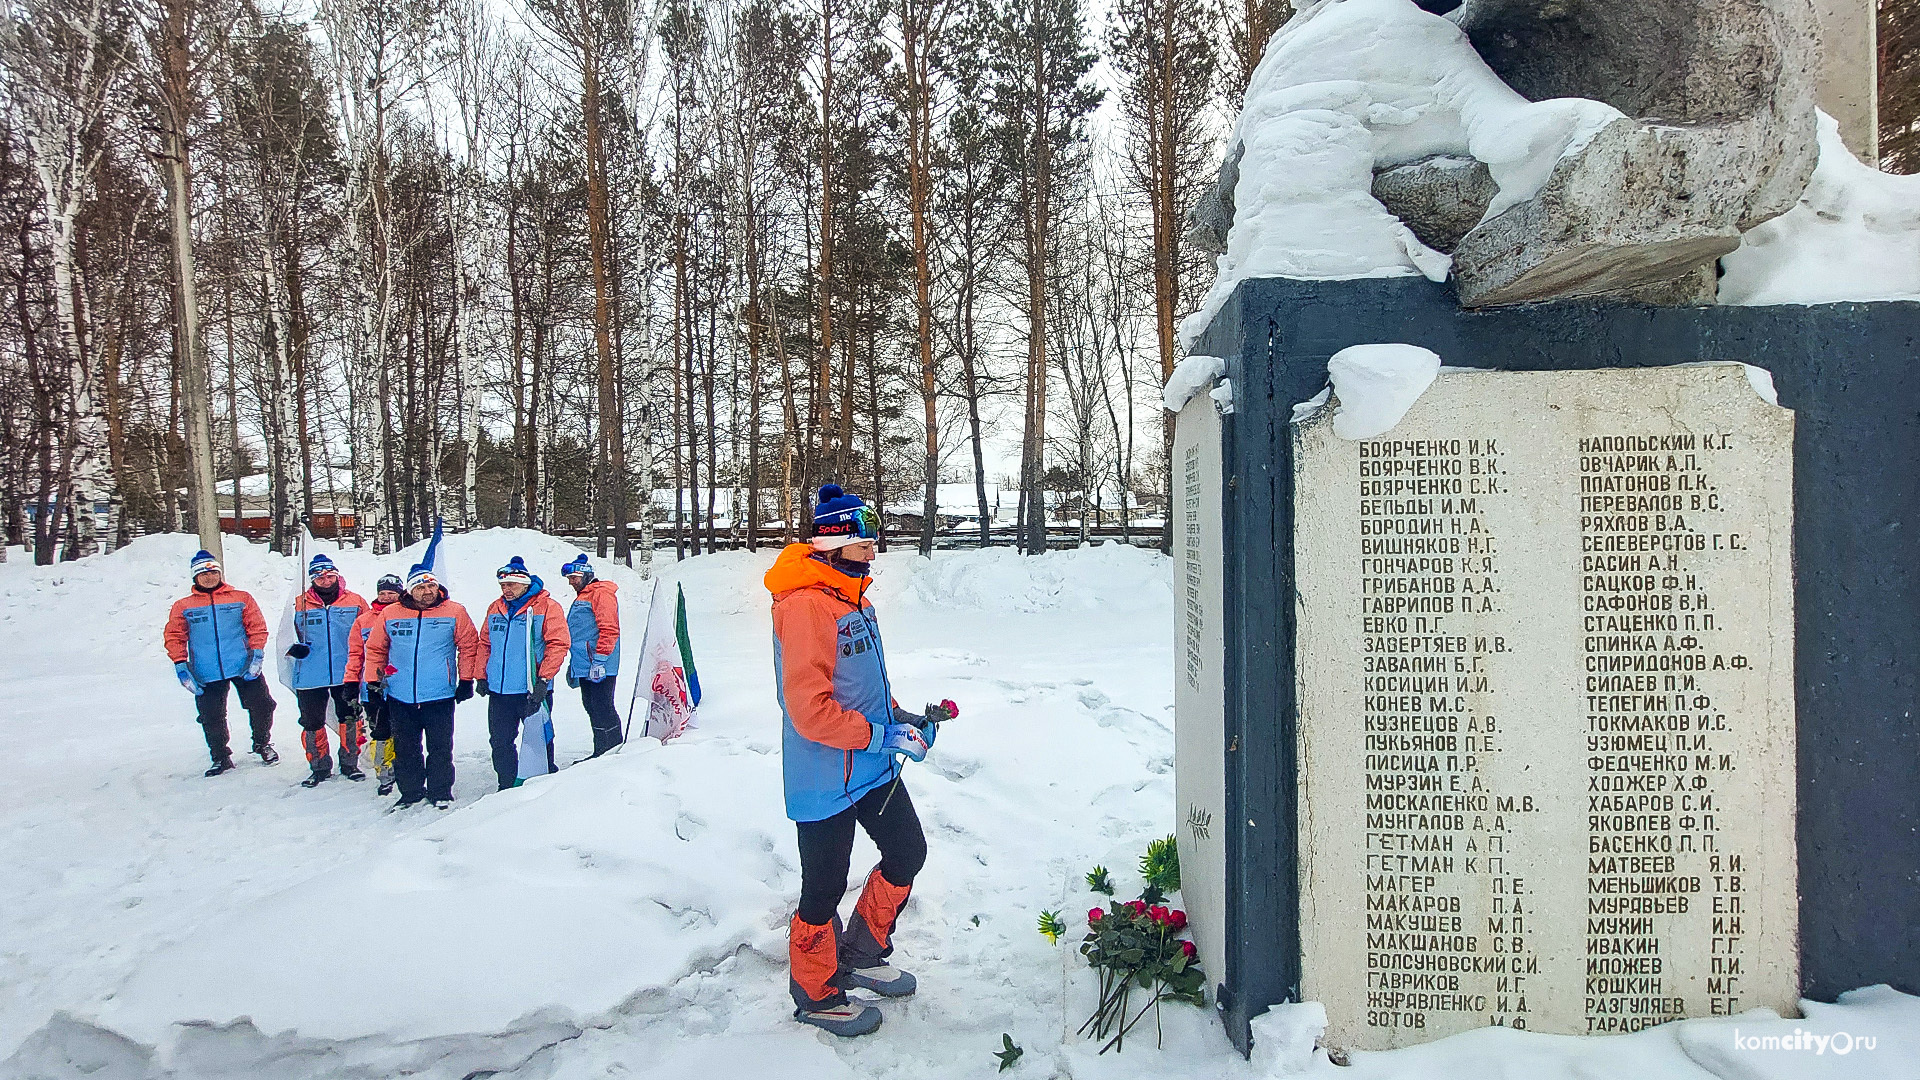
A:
[163, 548, 627, 810]
[162, 483, 955, 1038]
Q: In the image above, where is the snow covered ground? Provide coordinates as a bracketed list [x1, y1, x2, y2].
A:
[1, 533, 1916, 1079]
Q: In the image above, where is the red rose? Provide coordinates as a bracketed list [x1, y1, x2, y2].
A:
[1126, 900, 1147, 916]
[1169, 909, 1188, 931]
[1088, 907, 1106, 923]
[1149, 905, 1171, 924]
[1181, 940, 1197, 959]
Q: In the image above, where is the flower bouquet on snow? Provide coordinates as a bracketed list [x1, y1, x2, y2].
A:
[1058, 836, 1205, 1053]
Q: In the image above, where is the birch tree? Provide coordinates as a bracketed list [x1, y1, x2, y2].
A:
[0, 0, 132, 558]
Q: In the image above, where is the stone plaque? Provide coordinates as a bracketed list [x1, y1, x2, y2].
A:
[1173, 391, 1229, 982]
[1293, 364, 1797, 1050]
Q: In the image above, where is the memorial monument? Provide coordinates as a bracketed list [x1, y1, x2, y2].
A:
[1173, 0, 1920, 1058]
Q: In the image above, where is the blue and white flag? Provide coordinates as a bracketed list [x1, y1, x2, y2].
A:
[276, 527, 317, 689]
[517, 606, 555, 782]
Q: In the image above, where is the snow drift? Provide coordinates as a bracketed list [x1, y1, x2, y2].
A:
[1719, 112, 1920, 305]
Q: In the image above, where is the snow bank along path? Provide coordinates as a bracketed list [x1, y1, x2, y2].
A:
[3, 533, 1917, 1079]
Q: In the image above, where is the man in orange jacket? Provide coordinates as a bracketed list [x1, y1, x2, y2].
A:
[767, 485, 955, 1037]
[562, 553, 623, 756]
[165, 549, 279, 775]
[474, 556, 570, 790]
[362, 561, 480, 810]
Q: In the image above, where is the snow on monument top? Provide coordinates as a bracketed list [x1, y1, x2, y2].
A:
[1180, 0, 1623, 342]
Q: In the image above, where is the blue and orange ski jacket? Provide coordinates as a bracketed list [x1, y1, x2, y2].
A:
[362, 588, 481, 705]
[165, 582, 269, 686]
[766, 543, 903, 822]
[566, 578, 621, 678]
[476, 580, 570, 695]
[342, 600, 391, 687]
[289, 586, 369, 690]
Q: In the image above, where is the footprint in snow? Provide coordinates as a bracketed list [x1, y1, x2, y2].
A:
[674, 811, 708, 842]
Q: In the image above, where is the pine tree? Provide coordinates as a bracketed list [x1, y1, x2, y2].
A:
[987, 0, 1100, 555]
[1220, 0, 1290, 99]
[1884, 0, 1920, 172]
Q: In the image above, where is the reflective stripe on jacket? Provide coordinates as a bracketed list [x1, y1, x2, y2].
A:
[476, 580, 570, 695]
[165, 584, 268, 685]
[362, 590, 480, 704]
[290, 588, 369, 690]
[766, 543, 897, 823]
[566, 579, 621, 676]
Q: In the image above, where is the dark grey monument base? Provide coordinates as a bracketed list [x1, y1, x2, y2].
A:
[1189, 275, 1920, 1054]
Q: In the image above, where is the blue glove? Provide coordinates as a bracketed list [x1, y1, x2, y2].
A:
[175, 662, 203, 696]
[588, 656, 609, 682]
[880, 723, 930, 762]
[892, 705, 938, 750]
[244, 649, 266, 680]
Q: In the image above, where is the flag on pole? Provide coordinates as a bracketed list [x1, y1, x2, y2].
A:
[276, 527, 317, 689]
[417, 517, 446, 589]
[637, 577, 700, 743]
[517, 600, 555, 782]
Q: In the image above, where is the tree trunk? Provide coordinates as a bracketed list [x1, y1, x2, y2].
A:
[577, 11, 628, 561]
[815, 0, 836, 489]
[905, 2, 941, 556]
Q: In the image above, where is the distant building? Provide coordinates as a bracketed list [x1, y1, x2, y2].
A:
[885, 484, 1003, 533]
[177, 472, 357, 540]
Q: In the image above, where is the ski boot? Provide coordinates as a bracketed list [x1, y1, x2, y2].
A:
[794, 1000, 881, 1038]
[339, 750, 366, 782]
[205, 759, 236, 778]
[255, 744, 280, 766]
[376, 778, 395, 796]
[300, 770, 330, 788]
[840, 963, 916, 997]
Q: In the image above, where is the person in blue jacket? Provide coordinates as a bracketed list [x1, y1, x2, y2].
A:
[562, 554, 623, 757]
[361, 562, 480, 810]
[164, 550, 279, 775]
[287, 555, 371, 787]
[474, 557, 570, 791]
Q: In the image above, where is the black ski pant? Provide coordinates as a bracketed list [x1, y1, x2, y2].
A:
[296, 685, 364, 776]
[388, 697, 456, 803]
[365, 689, 391, 742]
[795, 780, 927, 927]
[487, 693, 555, 791]
[196, 676, 276, 764]
[579, 676, 622, 757]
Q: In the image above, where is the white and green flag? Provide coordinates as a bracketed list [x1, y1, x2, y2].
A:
[636, 577, 700, 743]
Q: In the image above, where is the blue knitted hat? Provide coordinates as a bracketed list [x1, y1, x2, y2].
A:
[307, 554, 338, 582]
[497, 556, 532, 585]
[561, 553, 594, 582]
[810, 484, 870, 548]
[189, 549, 221, 578]
[405, 562, 438, 590]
